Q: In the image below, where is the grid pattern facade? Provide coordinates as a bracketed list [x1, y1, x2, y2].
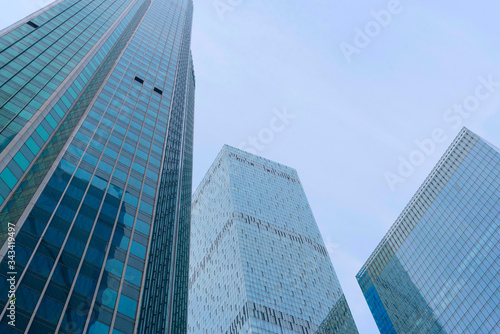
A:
[316, 295, 359, 334]
[188, 146, 358, 334]
[0, 0, 195, 333]
[357, 128, 500, 334]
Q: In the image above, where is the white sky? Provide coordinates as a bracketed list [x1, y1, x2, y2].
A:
[2, 1, 500, 333]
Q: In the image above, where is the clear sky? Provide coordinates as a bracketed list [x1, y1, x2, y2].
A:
[2, 1, 500, 333]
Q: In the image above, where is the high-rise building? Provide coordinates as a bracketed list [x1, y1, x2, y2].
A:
[0, 0, 195, 333]
[357, 128, 499, 334]
[188, 145, 358, 334]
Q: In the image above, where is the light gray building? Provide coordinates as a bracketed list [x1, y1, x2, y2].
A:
[188, 145, 358, 334]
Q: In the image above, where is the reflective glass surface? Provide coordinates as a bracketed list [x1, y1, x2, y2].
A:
[188, 146, 358, 334]
[0, 1, 195, 333]
[357, 128, 500, 334]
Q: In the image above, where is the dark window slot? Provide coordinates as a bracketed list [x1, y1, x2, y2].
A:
[154, 87, 163, 95]
[27, 21, 39, 29]
[134, 76, 144, 84]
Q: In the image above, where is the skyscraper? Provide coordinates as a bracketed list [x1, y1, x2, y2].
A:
[188, 145, 358, 334]
[357, 128, 499, 333]
[0, 0, 195, 333]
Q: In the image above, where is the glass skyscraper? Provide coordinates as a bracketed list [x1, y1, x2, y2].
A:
[0, 0, 194, 333]
[188, 145, 358, 334]
[357, 128, 499, 334]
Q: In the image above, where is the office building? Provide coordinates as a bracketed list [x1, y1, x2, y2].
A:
[0, 0, 195, 332]
[357, 128, 499, 333]
[188, 145, 358, 334]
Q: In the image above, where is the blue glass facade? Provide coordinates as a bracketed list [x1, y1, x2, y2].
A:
[357, 128, 499, 333]
[0, 0, 195, 333]
[188, 146, 358, 334]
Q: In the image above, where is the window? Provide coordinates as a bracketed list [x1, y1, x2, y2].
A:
[27, 21, 39, 29]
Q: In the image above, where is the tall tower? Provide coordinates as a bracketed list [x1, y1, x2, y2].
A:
[188, 145, 358, 334]
[0, 0, 195, 333]
[357, 128, 499, 333]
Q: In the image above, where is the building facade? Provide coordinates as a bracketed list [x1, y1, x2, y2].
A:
[357, 128, 499, 333]
[188, 145, 358, 334]
[0, 0, 195, 333]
